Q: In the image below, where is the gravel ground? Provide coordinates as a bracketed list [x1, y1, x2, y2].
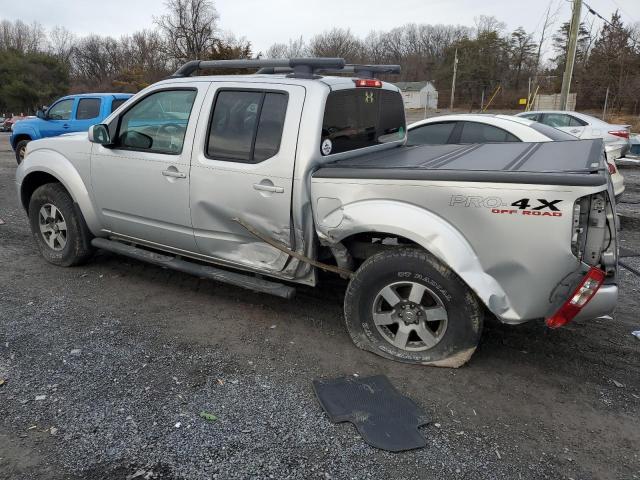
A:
[1, 132, 639, 480]
[618, 165, 640, 220]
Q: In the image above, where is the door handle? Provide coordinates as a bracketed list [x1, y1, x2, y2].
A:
[63, 124, 70, 129]
[570, 129, 580, 134]
[253, 183, 284, 193]
[162, 169, 186, 179]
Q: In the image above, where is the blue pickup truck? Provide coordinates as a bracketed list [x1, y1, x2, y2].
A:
[10, 93, 133, 164]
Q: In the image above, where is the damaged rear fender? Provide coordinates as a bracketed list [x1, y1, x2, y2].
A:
[317, 199, 515, 320]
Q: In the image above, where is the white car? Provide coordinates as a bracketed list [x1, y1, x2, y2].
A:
[407, 114, 625, 199]
[515, 111, 630, 162]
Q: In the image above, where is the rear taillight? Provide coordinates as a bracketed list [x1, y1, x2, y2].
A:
[546, 267, 606, 328]
[607, 162, 617, 174]
[608, 130, 629, 139]
[353, 79, 382, 88]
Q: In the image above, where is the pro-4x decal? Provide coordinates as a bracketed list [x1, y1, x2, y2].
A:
[450, 195, 563, 217]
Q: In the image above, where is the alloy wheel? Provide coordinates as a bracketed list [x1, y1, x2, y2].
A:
[372, 281, 448, 351]
[38, 203, 67, 251]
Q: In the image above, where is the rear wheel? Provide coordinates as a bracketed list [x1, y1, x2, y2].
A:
[15, 139, 29, 164]
[28, 183, 94, 266]
[344, 248, 483, 367]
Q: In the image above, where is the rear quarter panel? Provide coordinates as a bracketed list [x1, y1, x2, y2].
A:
[311, 177, 604, 323]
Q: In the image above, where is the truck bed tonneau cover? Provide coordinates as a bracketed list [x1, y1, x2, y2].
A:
[313, 139, 607, 186]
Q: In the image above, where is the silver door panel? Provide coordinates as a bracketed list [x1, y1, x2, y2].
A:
[190, 82, 306, 272]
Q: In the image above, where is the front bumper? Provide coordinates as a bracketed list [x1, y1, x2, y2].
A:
[573, 284, 618, 321]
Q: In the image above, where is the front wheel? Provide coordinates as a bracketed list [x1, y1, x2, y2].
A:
[15, 139, 30, 164]
[344, 248, 483, 367]
[28, 183, 94, 267]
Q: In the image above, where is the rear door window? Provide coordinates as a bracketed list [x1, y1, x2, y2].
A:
[519, 113, 539, 121]
[407, 122, 457, 145]
[459, 122, 520, 143]
[206, 90, 288, 163]
[321, 88, 405, 155]
[529, 122, 578, 141]
[76, 98, 101, 120]
[541, 113, 572, 128]
[568, 115, 587, 126]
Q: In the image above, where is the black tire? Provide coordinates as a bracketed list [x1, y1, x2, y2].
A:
[344, 248, 483, 367]
[15, 139, 29, 164]
[28, 183, 94, 267]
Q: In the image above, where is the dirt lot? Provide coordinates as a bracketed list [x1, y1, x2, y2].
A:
[1, 132, 639, 480]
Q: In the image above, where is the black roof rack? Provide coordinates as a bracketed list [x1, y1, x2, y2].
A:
[170, 58, 400, 79]
[256, 64, 401, 79]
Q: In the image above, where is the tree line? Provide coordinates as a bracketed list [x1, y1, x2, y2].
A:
[1, 0, 639, 114]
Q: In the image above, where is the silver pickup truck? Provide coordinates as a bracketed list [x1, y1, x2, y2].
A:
[15, 58, 618, 367]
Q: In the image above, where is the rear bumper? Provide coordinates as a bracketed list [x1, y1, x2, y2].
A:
[605, 143, 630, 161]
[611, 174, 625, 200]
[573, 284, 618, 321]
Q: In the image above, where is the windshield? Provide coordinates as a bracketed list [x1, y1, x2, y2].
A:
[321, 88, 405, 155]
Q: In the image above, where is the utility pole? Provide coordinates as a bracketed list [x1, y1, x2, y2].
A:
[450, 48, 458, 111]
[559, 0, 582, 110]
[602, 86, 609, 120]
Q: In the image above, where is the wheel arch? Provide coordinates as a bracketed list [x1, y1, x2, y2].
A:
[12, 133, 33, 149]
[17, 153, 101, 235]
[319, 199, 515, 320]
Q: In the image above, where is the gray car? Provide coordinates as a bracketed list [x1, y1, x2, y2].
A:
[15, 58, 619, 367]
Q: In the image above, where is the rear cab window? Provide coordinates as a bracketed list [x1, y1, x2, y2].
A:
[321, 88, 405, 155]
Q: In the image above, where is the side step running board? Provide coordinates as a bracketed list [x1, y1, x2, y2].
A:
[91, 238, 296, 299]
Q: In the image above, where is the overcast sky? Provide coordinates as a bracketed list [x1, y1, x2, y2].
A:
[1, 0, 638, 55]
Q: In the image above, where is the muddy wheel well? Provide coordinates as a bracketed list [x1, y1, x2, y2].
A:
[20, 172, 62, 210]
[12, 134, 32, 148]
[339, 232, 420, 269]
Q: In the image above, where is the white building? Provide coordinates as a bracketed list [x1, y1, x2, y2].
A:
[395, 81, 438, 109]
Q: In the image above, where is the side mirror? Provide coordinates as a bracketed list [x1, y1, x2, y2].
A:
[88, 124, 111, 145]
[36, 109, 47, 120]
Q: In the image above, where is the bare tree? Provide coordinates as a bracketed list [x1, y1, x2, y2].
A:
[308, 28, 363, 61]
[474, 15, 506, 37]
[265, 36, 307, 58]
[0, 20, 46, 53]
[154, 0, 220, 62]
[48, 26, 75, 65]
[534, 0, 562, 75]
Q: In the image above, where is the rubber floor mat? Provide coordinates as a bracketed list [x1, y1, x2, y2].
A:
[313, 375, 429, 452]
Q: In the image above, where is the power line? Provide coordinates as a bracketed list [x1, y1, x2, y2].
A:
[582, 0, 639, 47]
[583, 1, 613, 25]
[607, 0, 638, 24]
